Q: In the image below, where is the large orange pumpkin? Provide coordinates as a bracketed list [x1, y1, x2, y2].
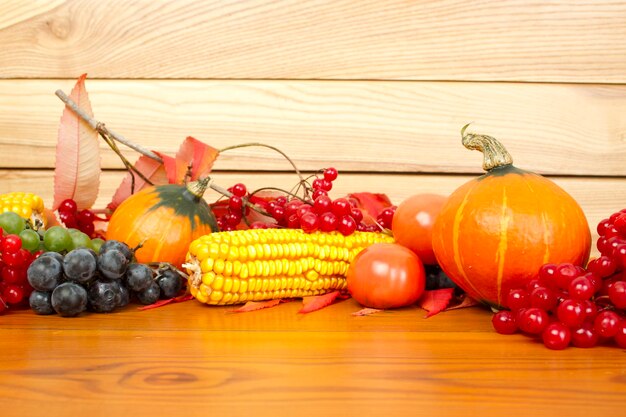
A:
[432, 127, 591, 308]
[106, 178, 218, 267]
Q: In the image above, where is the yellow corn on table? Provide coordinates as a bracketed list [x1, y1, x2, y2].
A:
[1, 299, 625, 417]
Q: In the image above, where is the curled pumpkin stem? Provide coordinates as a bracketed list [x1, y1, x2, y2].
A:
[461, 125, 513, 171]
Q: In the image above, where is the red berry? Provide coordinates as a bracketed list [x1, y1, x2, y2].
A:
[594, 310, 621, 338]
[270, 205, 285, 222]
[323, 167, 338, 182]
[313, 195, 332, 214]
[555, 263, 580, 290]
[350, 208, 364, 223]
[225, 211, 242, 227]
[542, 322, 571, 350]
[286, 214, 300, 229]
[296, 204, 313, 219]
[517, 307, 549, 334]
[538, 263, 558, 288]
[608, 281, 626, 309]
[587, 256, 617, 278]
[319, 179, 333, 192]
[275, 196, 287, 207]
[597, 218, 613, 236]
[312, 178, 325, 191]
[77, 209, 95, 225]
[319, 212, 339, 232]
[58, 211, 78, 229]
[529, 286, 558, 311]
[311, 189, 328, 200]
[80, 222, 95, 237]
[1, 267, 25, 284]
[228, 196, 243, 211]
[526, 279, 543, 292]
[615, 214, 626, 235]
[615, 321, 626, 348]
[2, 284, 24, 305]
[231, 183, 247, 197]
[568, 275, 595, 301]
[604, 226, 621, 240]
[1, 234, 22, 254]
[491, 310, 518, 334]
[571, 323, 600, 348]
[377, 207, 396, 229]
[337, 215, 357, 236]
[506, 288, 530, 311]
[58, 198, 78, 214]
[332, 198, 352, 218]
[284, 200, 304, 218]
[557, 299, 586, 328]
[300, 212, 319, 233]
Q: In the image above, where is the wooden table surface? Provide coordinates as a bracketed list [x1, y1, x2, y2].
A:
[1, 298, 625, 417]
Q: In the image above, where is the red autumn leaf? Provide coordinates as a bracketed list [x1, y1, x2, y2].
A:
[157, 137, 220, 185]
[137, 293, 194, 311]
[418, 288, 455, 318]
[229, 299, 286, 313]
[351, 307, 384, 316]
[107, 154, 168, 211]
[445, 295, 480, 311]
[299, 291, 348, 314]
[347, 192, 393, 225]
[53, 74, 101, 210]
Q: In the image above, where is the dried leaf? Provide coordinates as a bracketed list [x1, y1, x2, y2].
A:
[137, 293, 194, 311]
[156, 137, 220, 185]
[229, 299, 284, 313]
[107, 155, 168, 211]
[299, 291, 348, 314]
[445, 295, 480, 311]
[352, 307, 384, 316]
[347, 192, 393, 225]
[178, 136, 219, 181]
[53, 74, 101, 210]
[418, 288, 455, 318]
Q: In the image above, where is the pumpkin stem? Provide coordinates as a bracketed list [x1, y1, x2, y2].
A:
[461, 125, 513, 171]
[186, 177, 211, 200]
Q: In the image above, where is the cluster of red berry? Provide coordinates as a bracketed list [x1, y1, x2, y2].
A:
[492, 209, 626, 350]
[57, 199, 97, 237]
[0, 230, 36, 314]
[215, 168, 396, 236]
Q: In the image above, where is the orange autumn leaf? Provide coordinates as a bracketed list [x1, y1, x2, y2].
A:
[229, 299, 286, 313]
[108, 154, 168, 211]
[299, 291, 348, 314]
[418, 288, 455, 318]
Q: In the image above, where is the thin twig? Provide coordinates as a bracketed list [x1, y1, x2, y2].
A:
[55, 89, 161, 162]
[219, 142, 309, 197]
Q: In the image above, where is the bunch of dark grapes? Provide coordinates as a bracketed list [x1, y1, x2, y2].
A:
[491, 209, 626, 350]
[216, 167, 397, 235]
[26, 240, 185, 317]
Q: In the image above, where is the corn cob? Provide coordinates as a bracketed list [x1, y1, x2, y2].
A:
[184, 229, 394, 305]
[0, 192, 47, 228]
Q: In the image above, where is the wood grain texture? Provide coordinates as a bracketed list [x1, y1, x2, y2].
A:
[1, 301, 625, 417]
[1, 0, 626, 82]
[0, 169, 620, 255]
[2, 79, 626, 175]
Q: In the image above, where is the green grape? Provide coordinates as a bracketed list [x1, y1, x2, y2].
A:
[90, 238, 105, 253]
[19, 229, 41, 251]
[43, 226, 73, 252]
[69, 231, 92, 250]
[0, 211, 26, 235]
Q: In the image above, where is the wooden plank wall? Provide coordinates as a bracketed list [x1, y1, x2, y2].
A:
[1, 0, 625, 255]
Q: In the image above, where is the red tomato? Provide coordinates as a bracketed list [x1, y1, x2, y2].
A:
[392, 193, 447, 265]
[347, 243, 425, 309]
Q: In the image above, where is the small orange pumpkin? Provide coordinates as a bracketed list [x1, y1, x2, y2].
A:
[432, 127, 591, 308]
[106, 178, 218, 267]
